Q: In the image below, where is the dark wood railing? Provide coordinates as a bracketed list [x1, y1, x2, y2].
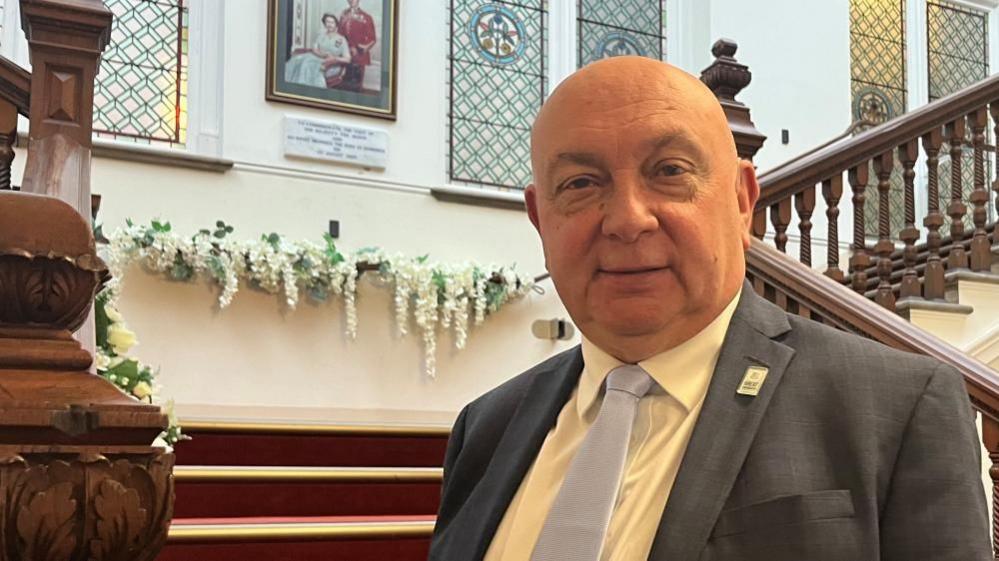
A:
[705, 41, 999, 554]
[755, 71, 999, 309]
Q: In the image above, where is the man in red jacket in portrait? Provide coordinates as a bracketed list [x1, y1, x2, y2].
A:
[338, 0, 377, 92]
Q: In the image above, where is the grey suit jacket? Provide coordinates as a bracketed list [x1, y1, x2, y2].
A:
[428, 282, 992, 560]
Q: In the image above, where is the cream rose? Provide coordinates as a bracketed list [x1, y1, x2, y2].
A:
[104, 305, 124, 323]
[107, 323, 138, 354]
[132, 381, 153, 400]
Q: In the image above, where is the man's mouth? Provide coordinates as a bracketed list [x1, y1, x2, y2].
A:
[598, 266, 668, 275]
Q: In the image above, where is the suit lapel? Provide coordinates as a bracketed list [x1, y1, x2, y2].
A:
[447, 347, 584, 561]
[648, 284, 796, 561]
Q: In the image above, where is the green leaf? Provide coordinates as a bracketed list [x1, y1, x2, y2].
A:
[94, 294, 110, 348]
[169, 254, 194, 281]
[216, 220, 225, 228]
[207, 255, 225, 279]
[107, 359, 140, 387]
[125, 218, 134, 227]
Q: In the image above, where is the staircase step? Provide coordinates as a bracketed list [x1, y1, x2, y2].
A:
[159, 515, 434, 561]
[174, 466, 442, 518]
[175, 420, 450, 467]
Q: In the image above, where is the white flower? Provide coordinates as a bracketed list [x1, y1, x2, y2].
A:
[107, 323, 138, 354]
[132, 381, 154, 400]
[104, 306, 124, 323]
[95, 351, 111, 371]
[104, 222, 536, 378]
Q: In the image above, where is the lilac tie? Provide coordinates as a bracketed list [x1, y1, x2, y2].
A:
[530, 364, 656, 561]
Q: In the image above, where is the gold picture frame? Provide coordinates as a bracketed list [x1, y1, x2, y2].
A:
[266, 0, 398, 120]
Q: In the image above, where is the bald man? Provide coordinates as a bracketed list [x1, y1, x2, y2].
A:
[428, 58, 990, 561]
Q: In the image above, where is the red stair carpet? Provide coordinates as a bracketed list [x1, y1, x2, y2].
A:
[158, 420, 450, 561]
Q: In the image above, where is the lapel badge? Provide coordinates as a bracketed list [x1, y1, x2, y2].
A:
[736, 366, 769, 396]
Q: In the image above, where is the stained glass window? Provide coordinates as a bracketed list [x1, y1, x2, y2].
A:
[928, 0, 991, 229]
[93, 0, 189, 146]
[576, 0, 665, 68]
[448, 1, 547, 190]
[850, 0, 907, 238]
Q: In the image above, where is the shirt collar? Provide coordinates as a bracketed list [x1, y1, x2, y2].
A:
[577, 290, 742, 419]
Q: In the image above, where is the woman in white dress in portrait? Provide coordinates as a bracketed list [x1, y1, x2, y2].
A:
[284, 13, 352, 88]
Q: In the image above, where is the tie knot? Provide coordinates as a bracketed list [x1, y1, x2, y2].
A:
[605, 365, 655, 398]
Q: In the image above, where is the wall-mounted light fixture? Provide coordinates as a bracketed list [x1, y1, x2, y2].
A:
[532, 318, 575, 341]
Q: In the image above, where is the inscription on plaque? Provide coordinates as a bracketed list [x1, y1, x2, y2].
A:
[284, 116, 388, 169]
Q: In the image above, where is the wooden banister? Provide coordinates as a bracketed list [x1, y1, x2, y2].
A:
[747, 239, 999, 421]
[0, 56, 31, 116]
[757, 72, 999, 209]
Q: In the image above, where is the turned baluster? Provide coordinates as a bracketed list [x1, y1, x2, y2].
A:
[0, 100, 14, 191]
[992, 102, 999, 254]
[795, 185, 816, 267]
[873, 151, 896, 310]
[981, 415, 999, 555]
[848, 163, 871, 294]
[822, 175, 845, 281]
[898, 140, 920, 300]
[969, 107, 991, 271]
[923, 128, 946, 300]
[771, 198, 792, 253]
[946, 118, 969, 270]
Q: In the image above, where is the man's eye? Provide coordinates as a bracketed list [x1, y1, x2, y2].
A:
[562, 177, 596, 190]
[657, 164, 686, 177]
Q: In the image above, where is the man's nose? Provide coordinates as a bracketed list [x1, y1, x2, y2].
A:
[600, 178, 659, 243]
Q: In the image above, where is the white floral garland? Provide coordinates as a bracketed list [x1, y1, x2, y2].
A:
[102, 220, 536, 377]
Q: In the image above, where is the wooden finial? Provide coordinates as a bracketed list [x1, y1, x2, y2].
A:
[700, 39, 766, 161]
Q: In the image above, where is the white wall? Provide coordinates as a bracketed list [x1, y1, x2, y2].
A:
[707, 0, 852, 172]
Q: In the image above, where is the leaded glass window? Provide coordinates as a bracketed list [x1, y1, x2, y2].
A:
[850, 0, 907, 238]
[93, 0, 189, 146]
[448, 1, 547, 190]
[576, 0, 665, 68]
[928, 0, 992, 229]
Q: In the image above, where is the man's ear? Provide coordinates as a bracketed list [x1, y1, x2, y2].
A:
[735, 160, 761, 250]
[525, 183, 542, 233]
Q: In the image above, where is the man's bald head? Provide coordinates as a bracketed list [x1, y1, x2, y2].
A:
[531, 57, 737, 185]
[523, 56, 759, 363]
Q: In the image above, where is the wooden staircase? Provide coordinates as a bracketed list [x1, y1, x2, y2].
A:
[158, 421, 449, 561]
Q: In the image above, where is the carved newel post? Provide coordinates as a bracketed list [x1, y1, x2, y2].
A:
[700, 38, 767, 238]
[0, 191, 174, 561]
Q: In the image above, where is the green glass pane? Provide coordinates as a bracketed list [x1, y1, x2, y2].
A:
[94, 0, 188, 144]
[449, 0, 547, 190]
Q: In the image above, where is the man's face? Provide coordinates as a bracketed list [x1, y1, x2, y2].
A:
[526, 58, 758, 359]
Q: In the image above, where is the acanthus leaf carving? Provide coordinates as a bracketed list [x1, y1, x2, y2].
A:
[91, 478, 147, 561]
[15, 480, 78, 561]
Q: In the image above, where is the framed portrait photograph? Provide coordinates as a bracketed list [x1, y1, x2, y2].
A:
[266, 0, 398, 120]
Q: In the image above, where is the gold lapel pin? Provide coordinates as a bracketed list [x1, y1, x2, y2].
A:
[736, 366, 769, 396]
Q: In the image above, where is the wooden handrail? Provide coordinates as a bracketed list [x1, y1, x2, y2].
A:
[756, 72, 999, 208]
[747, 239, 999, 421]
[0, 56, 30, 117]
